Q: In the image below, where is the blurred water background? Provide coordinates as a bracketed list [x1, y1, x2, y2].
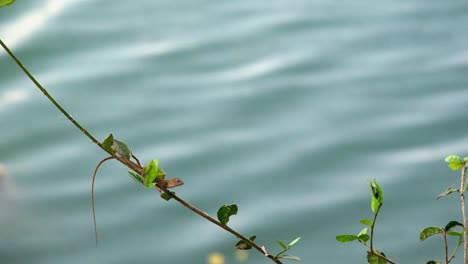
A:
[1, 1, 468, 263]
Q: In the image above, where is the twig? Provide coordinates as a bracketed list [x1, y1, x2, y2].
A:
[460, 165, 467, 264]
[0, 39, 112, 157]
[370, 203, 382, 253]
[443, 232, 448, 264]
[0, 38, 283, 264]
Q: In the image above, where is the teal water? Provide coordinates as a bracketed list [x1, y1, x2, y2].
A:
[1, 1, 468, 263]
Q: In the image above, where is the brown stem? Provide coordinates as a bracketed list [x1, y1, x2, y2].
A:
[159, 186, 282, 263]
[443, 232, 449, 264]
[1, 38, 283, 264]
[460, 165, 467, 264]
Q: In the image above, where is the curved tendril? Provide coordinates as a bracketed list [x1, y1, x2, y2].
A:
[91, 156, 115, 246]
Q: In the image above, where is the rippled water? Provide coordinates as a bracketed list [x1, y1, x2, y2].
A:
[1, 1, 468, 263]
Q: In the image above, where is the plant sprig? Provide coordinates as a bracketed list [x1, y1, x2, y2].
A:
[0, 4, 301, 261]
[336, 179, 397, 264]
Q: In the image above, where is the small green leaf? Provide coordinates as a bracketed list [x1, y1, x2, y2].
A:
[445, 155, 463, 163]
[217, 204, 238, 225]
[102, 134, 116, 154]
[128, 171, 143, 184]
[367, 252, 387, 264]
[368, 179, 382, 213]
[113, 139, 131, 159]
[373, 179, 384, 203]
[156, 168, 166, 179]
[449, 163, 464, 170]
[436, 188, 459, 199]
[359, 234, 370, 243]
[288, 237, 301, 247]
[358, 227, 368, 237]
[371, 195, 380, 213]
[445, 155, 465, 170]
[160, 191, 173, 201]
[277, 240, 288, 250]
[464, 157, 468, 162]
[420, 227, 443, 241]
[447, 231, 463, 237]
[235, 235, 256, 250]
[336, 235, 359, 243]
[358, 228, 369, 242]
[360, 219, 373, 227]
[277, 255, 302, 261]
[426, 261, 442, 264]
[445, 221, 463, 231]
[0, 0, 15, 8]
[144, 160, 159, 187]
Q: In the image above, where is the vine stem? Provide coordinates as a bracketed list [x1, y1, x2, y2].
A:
[443, 232, 448, 264]
[460, 164, 467, 264]
[370, 202, 382, 253]
[0, 38, 283, 264]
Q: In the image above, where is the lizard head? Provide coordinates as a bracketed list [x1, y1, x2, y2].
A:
[166, 178, 184, 188]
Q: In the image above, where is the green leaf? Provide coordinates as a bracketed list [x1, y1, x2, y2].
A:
[368, 179, 382, 213]
[445, 155, 463, 163]
[217, 204, 238, 225]
[426, 261, 442, 264]
[358, 228, 369, 242]
[128, 171, 143, 184]
[156, 168, 166, 179]
[360, 219, 373, 227]
[336, 235, 359, 243]
[420, 227, 443, 241]
[367, 252, 387, 264]
[277, 240, 288, 250]
[359, 234, 370, 243]
[144, 159, 159, 188]
[373, 179, 384, 203]
[445, 154, 465, 170]
[445, 221, 463, 231]
[464, 157, 468, 162]
[102, 134, 116, 154]
[288, 237, 301, 247]
[447, 231, 463, 237]
[358, 227, 368, 237]
[0, 0, 15, 8]
[277, 255, 302, 261]
[235, 235, 256, 250]
[113, 139, 131, 159]
[160, 191, 173, 201]
[371, 195, 380, 213]
[436, 188, 459, 199]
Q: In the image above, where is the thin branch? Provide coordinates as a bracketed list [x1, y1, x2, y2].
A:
[460, 165, 467, 264]
[160, 187, 283, 264]
[443, 232, 449, 264]
[0, 38, 283, 264]
[370, 203, 382, 253]
[449, 235, 463, 263]
[0, 38, 112, 156]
